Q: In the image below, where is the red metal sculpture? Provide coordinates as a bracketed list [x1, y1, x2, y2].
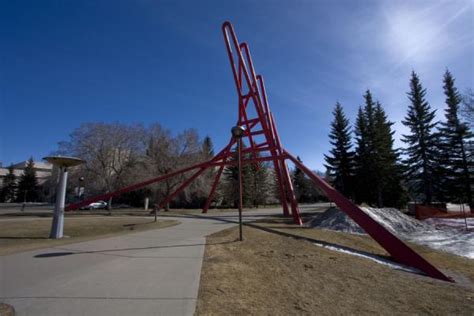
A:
[66, 21, 452, 282]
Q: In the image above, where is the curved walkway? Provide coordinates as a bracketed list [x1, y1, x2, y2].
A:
[0, 215, 235, 315]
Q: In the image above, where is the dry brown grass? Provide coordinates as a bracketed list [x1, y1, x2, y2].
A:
[196, 219, 474, 316]
[254, 217, 474, 281]
[0, 217, 179, 256]
[0, 303, 15, 316]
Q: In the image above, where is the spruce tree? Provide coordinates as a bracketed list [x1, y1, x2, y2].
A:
[293, 156, 312, 202]
[200, 135, 216, 201]
[354, 91, 378, 204]
[402, 71, 439, 204]
[373, 102, 405, 207]
[202, 136, 214, 159]
[16, 157, 40, 202]
[1, 165, 17, 202]
[250, 157, 270, 207]
[222, 145, 253, 207]
[438, 70, 473, 207]
[324, 102, 354, 198]
[353, 91, 405, 207]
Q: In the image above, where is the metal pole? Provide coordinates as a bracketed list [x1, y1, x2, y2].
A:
[461, 203, 468, 231]
[237, 137, 243, 241]
[50, 166, 68, 239]
[21, 190, 27, 212]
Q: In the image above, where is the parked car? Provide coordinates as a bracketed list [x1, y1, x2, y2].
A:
[80, 200, 108, 210]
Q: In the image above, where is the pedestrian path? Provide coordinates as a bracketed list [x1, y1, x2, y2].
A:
[0, 216, 234, 315]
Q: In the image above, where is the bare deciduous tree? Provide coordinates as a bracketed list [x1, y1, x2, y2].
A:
[144, 125, 205, 210]
[58, 122, 144, 210]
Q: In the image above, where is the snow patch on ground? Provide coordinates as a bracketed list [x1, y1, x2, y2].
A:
[307, 207, 474, 259]
[424, 217, 474, 230]
[312, 242, 420, 274]
[446, 203, 471, 213]
[306, 207, 366, 234]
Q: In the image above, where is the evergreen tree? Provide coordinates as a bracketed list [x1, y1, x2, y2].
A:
[16, 157, 40, 202]
[199, 135, 216, 204]
[402, 71, 439, 204]
[293, 156, 313, 202]
[353, 91, 405, 207]
[201, 136, 214, 159]
[250, 158, 270, 207]
[1, 165, 17, 202]
[373, 102, 406, 207]
[354, 91, 377, 204]
[438, 70, 473, 207]
[324, 102, 354, 198]
[222, 145, 253, 208]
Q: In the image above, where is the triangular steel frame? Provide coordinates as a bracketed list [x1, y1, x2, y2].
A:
[67, 21, 452, 282]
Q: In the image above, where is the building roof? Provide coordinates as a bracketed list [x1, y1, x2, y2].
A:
[10, 161, 53, 171]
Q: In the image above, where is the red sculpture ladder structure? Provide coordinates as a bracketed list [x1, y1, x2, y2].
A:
[67, 21, 452, 282]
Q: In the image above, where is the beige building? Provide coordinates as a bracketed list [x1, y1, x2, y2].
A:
[0, 161, 53, 188]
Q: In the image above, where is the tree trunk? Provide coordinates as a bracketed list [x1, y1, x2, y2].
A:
[459, 138, 473, 212]
[107, 196, 113, 215]
[377, 186, 383, 208]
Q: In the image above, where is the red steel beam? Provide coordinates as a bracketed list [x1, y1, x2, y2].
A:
[244, 130, 265, 137]
[239, 96, 258, 160]
[256, 74, 290, 216]
[222, 22, 246, 99]
[240, 118, 260, 127]
[217, 145, 277, 158]
[240, 42, 300, 222]
[202, 163, 227, 213]
[250, 83, 292, 218]
[208, 154, 288, 167]
[158, 167, 208, 209]
[270, 113, 302, 224]
[67, 140, 234, 212]
[285, 150, 452, 282]
[66, 160, 211, 211]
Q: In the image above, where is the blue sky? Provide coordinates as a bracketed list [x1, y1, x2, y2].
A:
[1, 0, 472, 170]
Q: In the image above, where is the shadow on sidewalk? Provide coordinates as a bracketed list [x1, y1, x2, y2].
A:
[33, 240, 237, 259]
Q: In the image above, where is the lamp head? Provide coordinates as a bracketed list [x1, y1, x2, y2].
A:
[231, 125, 246, 138]
[43, 156, 85, 168]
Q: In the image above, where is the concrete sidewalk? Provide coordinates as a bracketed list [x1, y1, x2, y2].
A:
[0, 216, 234, 316]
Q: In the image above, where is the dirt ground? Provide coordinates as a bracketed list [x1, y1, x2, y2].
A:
[0, 217, 179, 256]
[196, 217, 474, 315]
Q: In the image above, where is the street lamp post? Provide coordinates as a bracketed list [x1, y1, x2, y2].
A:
[231, 125, 246, 241]
[78, 176, 85, 201]
[43, 156, 85, 239]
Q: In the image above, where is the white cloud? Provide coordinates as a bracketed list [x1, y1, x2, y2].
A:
[382, 0, 472, 71]
[344, 1, 474, 151]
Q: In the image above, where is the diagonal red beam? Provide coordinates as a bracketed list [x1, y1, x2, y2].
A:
[67, 140, 235, 212]
[202, 163, 227, 213]
[270, 113, 302, 223]
[284, 150, 452, 282]
[159, 167, 208, 209]
[241, 43, 299, 222]
[66, 160, 211, 211]
[255, 75, 290, 216]
[239, 95, 258, 159]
